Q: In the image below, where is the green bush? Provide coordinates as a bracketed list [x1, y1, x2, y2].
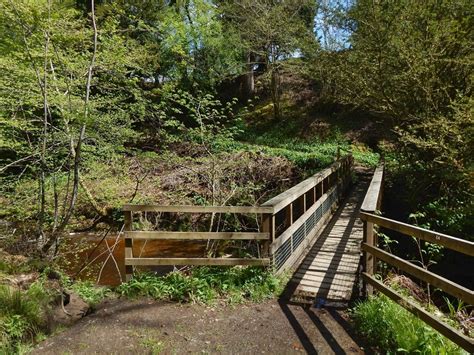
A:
[116, 266, 286, 304]
[351, 294, 465, 354]
[0, 282, 52, 353]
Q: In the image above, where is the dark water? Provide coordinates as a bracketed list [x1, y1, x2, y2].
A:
[59, 233, 207, 286]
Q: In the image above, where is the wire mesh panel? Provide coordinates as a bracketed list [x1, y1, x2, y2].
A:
[314, 206, 323, 224]
[272, 183, 346, 272]
[269, 155, 353, 273]
[305, 211, 316, 234]
[274, 237, 292, 270]
[293, 223, 306, 250]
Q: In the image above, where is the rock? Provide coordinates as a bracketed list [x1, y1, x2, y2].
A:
[51, 291, 91, 328]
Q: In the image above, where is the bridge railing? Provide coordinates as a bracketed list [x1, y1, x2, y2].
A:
[262, 154, 354, 274]
[122, 205, 272, 281]
[360, 166, 474, 352]
[122, 154, 354, 280]
[360, 163, 384, 294]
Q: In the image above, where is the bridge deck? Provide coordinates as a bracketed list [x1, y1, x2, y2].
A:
[287, 174, 370, 304]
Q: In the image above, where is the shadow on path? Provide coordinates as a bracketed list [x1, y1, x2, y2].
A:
[277, 172, 373, 353]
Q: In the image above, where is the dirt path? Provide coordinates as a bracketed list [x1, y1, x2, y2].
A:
[34, 298, 366, 354]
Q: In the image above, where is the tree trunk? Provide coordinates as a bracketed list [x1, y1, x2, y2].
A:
[243, 52, 255, 98]
[271, 65, 280, 119]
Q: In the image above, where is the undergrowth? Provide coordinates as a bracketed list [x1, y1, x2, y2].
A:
[0, 282, 54, 354]
[351, 294, 466, 354]
[116, 266, 287, 304]
[70, 281, 110, 308]
[237, 128, 379, 171]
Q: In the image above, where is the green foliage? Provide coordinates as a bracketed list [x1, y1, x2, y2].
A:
[116, 267, 286, 304]
[70, 281, 110, 307]
[155, 87, 244, 147]
[319, 0, 473, 238]
[408, 212, 445, 269]
[240, 124, 379, 172]
[140, 336, 164, 355]
[352, 294, 465, 354]
[0, 281, 53, 353]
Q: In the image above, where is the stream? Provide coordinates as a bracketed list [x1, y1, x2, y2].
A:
[59, 233, 207, 286]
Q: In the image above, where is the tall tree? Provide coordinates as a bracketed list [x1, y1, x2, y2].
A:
[220, 0, 317, 118]
[0, 0, 161, 252]
[320, 0, 473, 236]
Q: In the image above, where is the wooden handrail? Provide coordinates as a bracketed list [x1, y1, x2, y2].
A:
[361, 164, 384, 212]
[363, 273, 474, 353]
[360, 212, 474, 256]
[361, 163, 384, 294]
[123, 205, 273, 214]
[124, 231, 269, 240]
[362, 243, 474, 304]
[262, 154, 352, 214]
[359, 164, 474, 351]
[125, 258, 270, 266]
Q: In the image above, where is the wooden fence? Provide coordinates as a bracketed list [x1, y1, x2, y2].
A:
[122, 205, 272, 282]
[122, 154, 353, 281]
[360, 165, 474, 352]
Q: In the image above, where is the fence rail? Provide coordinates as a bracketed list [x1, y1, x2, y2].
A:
[123, 205, 273, 214]
[122, 154, 354, 280]
[362, 272, 473, 352]
[124, 231, 269, 240]
[359, 166, 474, 352]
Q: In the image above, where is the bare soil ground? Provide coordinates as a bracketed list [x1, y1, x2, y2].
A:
[34, 298, 367, 354]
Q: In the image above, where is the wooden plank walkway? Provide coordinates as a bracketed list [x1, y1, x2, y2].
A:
[287, 172, 371, 305]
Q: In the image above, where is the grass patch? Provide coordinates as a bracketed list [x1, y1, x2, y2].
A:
[0, 282, 54, 354]
[140, 336, 164, 355]
[116, 266, 287, 304]
[351, 294, 466, 354]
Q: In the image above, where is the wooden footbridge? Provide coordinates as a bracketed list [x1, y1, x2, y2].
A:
[123, 154, 474, 352]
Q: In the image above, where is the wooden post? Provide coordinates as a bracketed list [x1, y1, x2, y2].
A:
[363, 220, 375, 296]
[124, 210, 133, 282]
[289, 203, 293, 225]
[284, 203, 293, 230]
[262, 213, 275, 261]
